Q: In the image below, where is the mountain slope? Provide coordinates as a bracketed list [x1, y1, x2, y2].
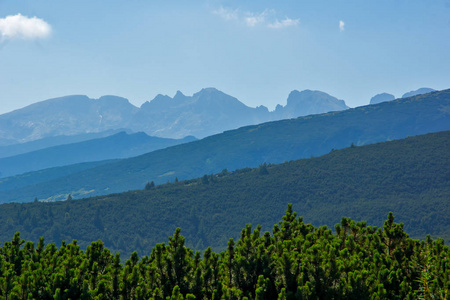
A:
[0, 89, 448, 203]
[0, 159, 118, 193]
[0, 132, 196, 178]
[0, 131, 448, 256]
[0, 129, 129, 159]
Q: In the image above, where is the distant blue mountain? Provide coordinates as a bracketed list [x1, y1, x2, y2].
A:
[0, 95, 138, 145]
[370, 93, 395, 105]
[273, 90, 348, 119]
[0, 129, 129, 158]
[0, 88, 350, 144]
[135, 88, 272, 139]
[402, 88, 436, 98]
[0, 132, 196, 178]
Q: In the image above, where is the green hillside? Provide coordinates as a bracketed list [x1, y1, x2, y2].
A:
[1, 89, 449, 203]
[0, 131, 448, 258]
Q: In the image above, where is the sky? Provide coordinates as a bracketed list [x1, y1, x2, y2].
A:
[0, 0, 449, 114]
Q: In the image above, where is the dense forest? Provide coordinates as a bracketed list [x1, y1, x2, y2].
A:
[0, 205, 449, 299]
[0, 131, 448, 258]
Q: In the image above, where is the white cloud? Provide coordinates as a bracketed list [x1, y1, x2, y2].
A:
[213, 7, 238, 21]
[267, 18, 299, 29]
[0, 14, 51, 41]
[244, 11, 267, 27]
[339, 20, 345, 32]
[214, 7, 297, 29]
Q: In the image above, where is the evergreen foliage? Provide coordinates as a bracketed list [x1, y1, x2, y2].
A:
[145, 181, 155, 190]
[0, 207, 449, 299]
[258, 163, 269, 175]
[0, 131, 448, 258]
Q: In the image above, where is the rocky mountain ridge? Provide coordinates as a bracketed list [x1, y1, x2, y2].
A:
[0, 88, 348, 145]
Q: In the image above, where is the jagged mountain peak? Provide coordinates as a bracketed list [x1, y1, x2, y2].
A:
[0, 87, 353, 143]
[256, 105, 269, 113]
[140, 94, 172, 110]
[173, 90, 186, 99]
[152, 94, 172, 103]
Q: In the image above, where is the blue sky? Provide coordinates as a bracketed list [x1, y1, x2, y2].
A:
[1, 0, 449, 114]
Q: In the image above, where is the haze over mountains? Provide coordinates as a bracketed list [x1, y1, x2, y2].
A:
[272, 89, 348, 119]
[370, 93, 395, 105]
[369, 87, 436, 105]
[0, 89, 448, 203]
[402, 87, 436, 98]
[0, 129, 130, 159]
[0, 88, 348, 145]
[0, 87, 435, 148]
[0, 132, 196, 178]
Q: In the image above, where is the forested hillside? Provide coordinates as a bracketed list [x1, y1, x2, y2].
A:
[0, 131, 448, 258]
[0, 206, 448, 299]
[1, 89, 449, 203]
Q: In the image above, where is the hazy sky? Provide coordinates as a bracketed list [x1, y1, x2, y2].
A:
[1, 0, 449, 114]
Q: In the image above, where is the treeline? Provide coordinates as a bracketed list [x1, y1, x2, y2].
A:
[1, 206, 449, 299]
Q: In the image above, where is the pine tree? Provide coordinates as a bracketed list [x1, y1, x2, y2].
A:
[145, 181, 155, 190]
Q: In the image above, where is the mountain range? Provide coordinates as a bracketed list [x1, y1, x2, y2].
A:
[0, 88, 348, 145]
[0, 89, 448, 203]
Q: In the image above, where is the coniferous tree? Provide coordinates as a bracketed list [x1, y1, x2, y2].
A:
[0, 207, 449, 299]
[145, 181, 155, 190]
